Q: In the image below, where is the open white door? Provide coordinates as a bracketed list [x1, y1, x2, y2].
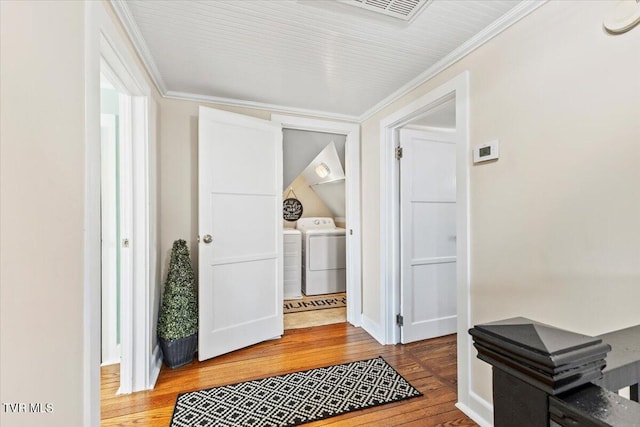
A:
[198, 106, 283, 361]
[399, 129, 457, 344]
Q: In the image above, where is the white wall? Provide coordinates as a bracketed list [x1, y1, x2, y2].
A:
[360, 0, 640, 413]
[0, 2, 86, 426]
[1, 1, 162, 424]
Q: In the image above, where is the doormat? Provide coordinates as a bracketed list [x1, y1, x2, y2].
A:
[284, 293, 346, 314]
[170, 356, 422, 427]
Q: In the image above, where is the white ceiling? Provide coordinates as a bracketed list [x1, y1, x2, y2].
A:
[115, 0, 541, 120]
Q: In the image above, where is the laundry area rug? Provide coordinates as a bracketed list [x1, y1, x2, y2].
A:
[283, 293, 346, 314]
[170, 356, 422, 427]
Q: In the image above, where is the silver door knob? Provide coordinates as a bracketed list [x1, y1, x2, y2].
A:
[203, 234, 213, 244]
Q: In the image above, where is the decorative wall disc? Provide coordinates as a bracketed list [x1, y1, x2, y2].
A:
[283, 197, 303, 221]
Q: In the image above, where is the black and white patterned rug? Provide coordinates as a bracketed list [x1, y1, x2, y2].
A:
[170, 356, 422, 427]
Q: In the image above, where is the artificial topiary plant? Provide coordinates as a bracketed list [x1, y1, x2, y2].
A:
[157, 239, 198, 368]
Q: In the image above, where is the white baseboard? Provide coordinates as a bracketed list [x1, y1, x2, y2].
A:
[101, 343, 122, 367]
[148, 343, 163, 390]
[100, 358, 120, 367]
[360, 314, 386, 345]
[347, 309, 362, 328]
[456, 391, 494, 427]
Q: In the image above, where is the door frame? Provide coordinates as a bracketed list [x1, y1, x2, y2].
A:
[100, 28, 158, 394]
[84, 3, 159, 423]
[271, 114, 362, 326]
[379, 71, 471, 405]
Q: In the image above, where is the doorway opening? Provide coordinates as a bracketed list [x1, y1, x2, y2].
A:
[97, 29, 157, 396]
[397, 98, 458, 343]
[100, 72, 125, 368]
[282, 129, 348, 330]
[272, 115, 362, 330]
[379, 71, 471, 408]
[99, 63, 137, 395]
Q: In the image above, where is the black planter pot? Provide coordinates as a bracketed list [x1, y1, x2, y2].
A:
[159, 334, 197, 369]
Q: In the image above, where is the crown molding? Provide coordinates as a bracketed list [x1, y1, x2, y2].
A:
[109, 0, 168, 94]
[164, 91, 360, 122]
[109, 0, 546, 124]
[357, 0, 547, 122]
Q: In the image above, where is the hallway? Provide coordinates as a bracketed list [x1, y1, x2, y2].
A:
[101, 324, 476, 426]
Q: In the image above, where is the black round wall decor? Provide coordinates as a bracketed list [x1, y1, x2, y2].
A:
[283, 198, 303, 221]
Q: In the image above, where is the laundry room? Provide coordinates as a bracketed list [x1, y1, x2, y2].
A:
[281, 128, 348, 329]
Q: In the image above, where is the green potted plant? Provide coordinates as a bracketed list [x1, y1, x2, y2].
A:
[157, 239, 198, 368]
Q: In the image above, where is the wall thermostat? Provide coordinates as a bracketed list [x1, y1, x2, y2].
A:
[473, 140, 499, 163]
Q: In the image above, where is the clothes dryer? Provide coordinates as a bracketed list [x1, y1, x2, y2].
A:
[296, 217, 346, 295]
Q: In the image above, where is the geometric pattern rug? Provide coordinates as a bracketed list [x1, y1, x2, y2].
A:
[283, 293, 346, 314]
[170, 356, 422, 427]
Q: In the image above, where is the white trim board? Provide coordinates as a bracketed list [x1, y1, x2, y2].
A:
[378, 71, 476, 422]
[150, 343, 163, 388]
[108, 0, 546, 123]
[271, 114, 362, 327]
[360, 314, 386, 346]
[456, 392, 494, 427]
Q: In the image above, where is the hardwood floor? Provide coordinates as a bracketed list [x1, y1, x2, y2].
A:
[101, 324, 477, 426]
[284, 307, 347, 329]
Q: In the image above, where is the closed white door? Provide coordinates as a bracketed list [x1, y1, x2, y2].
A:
[198, 106, 283, 361]
[399, 129, 457, 344]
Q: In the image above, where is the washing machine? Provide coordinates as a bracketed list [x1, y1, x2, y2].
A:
[296, 217, 346, 295]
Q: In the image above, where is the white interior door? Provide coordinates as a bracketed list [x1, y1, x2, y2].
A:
[198, 106, 283, 361]
[400, 128, 457, 344]
[100, 114, 120, 365]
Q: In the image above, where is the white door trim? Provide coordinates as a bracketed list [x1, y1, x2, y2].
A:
[85, 3, 159, 423]
[379, 71, 475, 415]
[271, 114, 362, 326]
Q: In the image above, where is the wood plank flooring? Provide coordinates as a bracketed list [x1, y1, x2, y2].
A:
[101, 323, 477, 426]
[284, 307, 346, 329]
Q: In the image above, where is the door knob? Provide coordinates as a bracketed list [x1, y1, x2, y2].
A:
[203, 234, 213, 244]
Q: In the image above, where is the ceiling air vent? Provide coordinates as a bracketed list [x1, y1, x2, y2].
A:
[338, 0, 430, 22]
